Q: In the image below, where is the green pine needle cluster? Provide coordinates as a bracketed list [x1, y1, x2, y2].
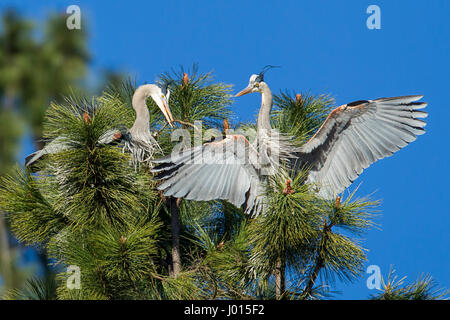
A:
[371, 268, 449, 300]
[272, 90, 334, 144]
[159, 63, 233, 128]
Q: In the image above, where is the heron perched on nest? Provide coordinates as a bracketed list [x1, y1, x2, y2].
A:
[25, 82, 174, 171]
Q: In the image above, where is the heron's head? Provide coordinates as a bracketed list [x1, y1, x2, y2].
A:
[235, 74, 263, 97]
[235, 65, 279, 97]
[150, 82, 174, 127]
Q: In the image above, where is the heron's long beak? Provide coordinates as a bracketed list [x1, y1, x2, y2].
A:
[159, 99, 174, 127]
[235, 86, 252, 97]
[163, 99, 174, 124]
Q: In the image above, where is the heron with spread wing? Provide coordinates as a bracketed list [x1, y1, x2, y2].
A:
[153, 67, 427, 216]
[25, 83, 174, 171]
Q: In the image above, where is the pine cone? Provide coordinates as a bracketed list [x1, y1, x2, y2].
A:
[335, 196, 341, 208]
[83, 112, 91, 124]
[283, 179, 294, 195]
[182, 72, 189, 85]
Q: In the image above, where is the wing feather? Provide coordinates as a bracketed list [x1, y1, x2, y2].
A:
[298, 96, 427, 198]
[153, 135, 262, 215]
[25, 136, 77, 171]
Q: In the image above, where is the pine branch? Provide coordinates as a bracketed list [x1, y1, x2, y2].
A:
[303, 220, 332, 298]
[274, 257, 286, 299]
[169, 197, 182, 277]
[371, 268, 449, 300]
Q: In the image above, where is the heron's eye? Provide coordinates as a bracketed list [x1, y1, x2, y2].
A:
[254, 83, 260, 88]
[161, 94, 165, 98]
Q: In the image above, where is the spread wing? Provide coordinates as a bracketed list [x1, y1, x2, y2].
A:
[297, 95, 428, 198]
[26, 128, 128, 171]
[152, 134, 264, 216]
[25, 136, 75, 170]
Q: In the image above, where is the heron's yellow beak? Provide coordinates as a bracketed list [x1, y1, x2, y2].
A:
[162, 99, 174, 127]
[235, 86, 253, 97]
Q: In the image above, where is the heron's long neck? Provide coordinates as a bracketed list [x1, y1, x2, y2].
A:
[257, 82, 273, 134]
[131, 86, 151, 133]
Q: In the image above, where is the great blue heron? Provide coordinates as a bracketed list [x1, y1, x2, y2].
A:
[152, 68, 427, 216]
[25, 83, 174, 170]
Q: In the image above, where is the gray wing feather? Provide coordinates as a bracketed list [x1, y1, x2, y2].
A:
[298, 95, 427, 199]
[153, 135, 262, 216]
[25, 136, 74, 168]
[97, 128, 124, 145]
[26, 128, 125, 169]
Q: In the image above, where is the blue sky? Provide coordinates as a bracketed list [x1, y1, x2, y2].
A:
[2, 0, 449, 299]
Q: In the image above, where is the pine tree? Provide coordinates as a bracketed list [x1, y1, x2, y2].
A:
[0, 66, 233, 299]
[0, 66, 446, 300]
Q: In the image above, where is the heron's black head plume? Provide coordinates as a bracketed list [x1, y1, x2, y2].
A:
[256, 65, 281, 82]
[159, 79, 175, 94]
